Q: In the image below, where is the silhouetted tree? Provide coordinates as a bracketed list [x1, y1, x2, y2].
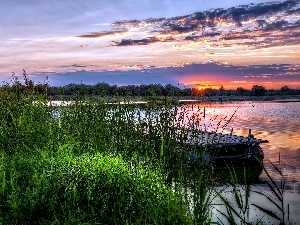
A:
[280, 86, 294, 95]
[236, 87, 250, 96]
[218, 86, 225, 96]
[251, 85, 266, 96]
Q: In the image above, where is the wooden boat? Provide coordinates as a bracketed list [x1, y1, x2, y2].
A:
[179, 129, 267, 168]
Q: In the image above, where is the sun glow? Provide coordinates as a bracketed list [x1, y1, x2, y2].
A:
[183, 79, 223, 90]
[197, 85, 220, 90]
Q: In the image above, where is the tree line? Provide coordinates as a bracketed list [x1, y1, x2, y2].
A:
[1, 71, 299, 99]
[46, 83, 300, 97]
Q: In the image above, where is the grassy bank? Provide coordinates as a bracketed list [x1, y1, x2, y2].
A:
[0, 95, 193, 224]
[0, 92, 289, 224]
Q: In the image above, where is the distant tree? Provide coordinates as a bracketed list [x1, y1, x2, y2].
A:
[203, 88, 212, 96]
[265, 89, 278, 96]
[182, 87, 192, 96]
[251, 85, 266, 96]
[203, 88, 218, 96]
[16, 79, 300, 100]
[163, 84, 181, 96]
[280, 86, 293, 95]
[218, 86, 225, 96]
[236, 87, 250, 96]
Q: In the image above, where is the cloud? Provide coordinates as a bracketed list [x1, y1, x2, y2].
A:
[61, 64, 88, 68]
[223, 0, 298, 25]
[111, 37, 160, 46]
[92, 0, 299, 51]
[77, 30, 127, 38]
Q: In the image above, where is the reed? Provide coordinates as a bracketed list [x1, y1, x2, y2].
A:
[0, 91, 289, 224]
[252, 159, 286, 224]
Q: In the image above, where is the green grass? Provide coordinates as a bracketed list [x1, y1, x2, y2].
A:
[0, 91, 290, 224]
[1, 149, 191, 224]
[0, 95, 193, 224]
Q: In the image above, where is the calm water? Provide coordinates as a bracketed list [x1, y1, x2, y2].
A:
[180, 101, 300, 185]
[181, 101, 300, 224]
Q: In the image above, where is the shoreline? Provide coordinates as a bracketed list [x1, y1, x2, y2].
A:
[174, 95, 300, 102]
[46, 94, 300, 105]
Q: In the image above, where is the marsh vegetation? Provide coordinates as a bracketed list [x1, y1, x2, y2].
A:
[0, 76, 294, 224]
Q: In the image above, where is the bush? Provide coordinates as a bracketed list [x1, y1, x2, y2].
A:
[0, 148, 191, 224]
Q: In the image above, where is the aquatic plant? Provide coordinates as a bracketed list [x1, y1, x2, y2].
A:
[0, 89, 291, 224]
[1, 151, 192, 224]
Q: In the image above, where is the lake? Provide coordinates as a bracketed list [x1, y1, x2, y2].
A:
[52, 99, 300, 187]
[180, 100, 300, 224]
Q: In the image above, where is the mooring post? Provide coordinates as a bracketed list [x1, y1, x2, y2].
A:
[288, 204, 290, 222]
[248, 129, 252, 138]
[204, 107, 206, 132]
[247, 129, 252, 145]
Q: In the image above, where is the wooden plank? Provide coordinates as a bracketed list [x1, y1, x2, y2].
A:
[176, 130, 267, 146]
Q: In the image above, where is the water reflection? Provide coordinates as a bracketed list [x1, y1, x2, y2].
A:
[179, 101, 300, 223]
[180, 101, 300, 192]
[211, 185, 300, 224]
[212, 165, 263, 184]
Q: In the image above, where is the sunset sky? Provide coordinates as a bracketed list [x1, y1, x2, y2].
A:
[1, 0, 299, 89]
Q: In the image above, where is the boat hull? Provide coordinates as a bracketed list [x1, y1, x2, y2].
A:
[209, 144, 264, 167]
[186, 143, 264, 168]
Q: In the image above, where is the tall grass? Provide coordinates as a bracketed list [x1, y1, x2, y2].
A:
[0, 96, 193, 224]
[0, 90, 290, 224]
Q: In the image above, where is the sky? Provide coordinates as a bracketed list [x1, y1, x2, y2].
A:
[1, 0, 299, 89]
